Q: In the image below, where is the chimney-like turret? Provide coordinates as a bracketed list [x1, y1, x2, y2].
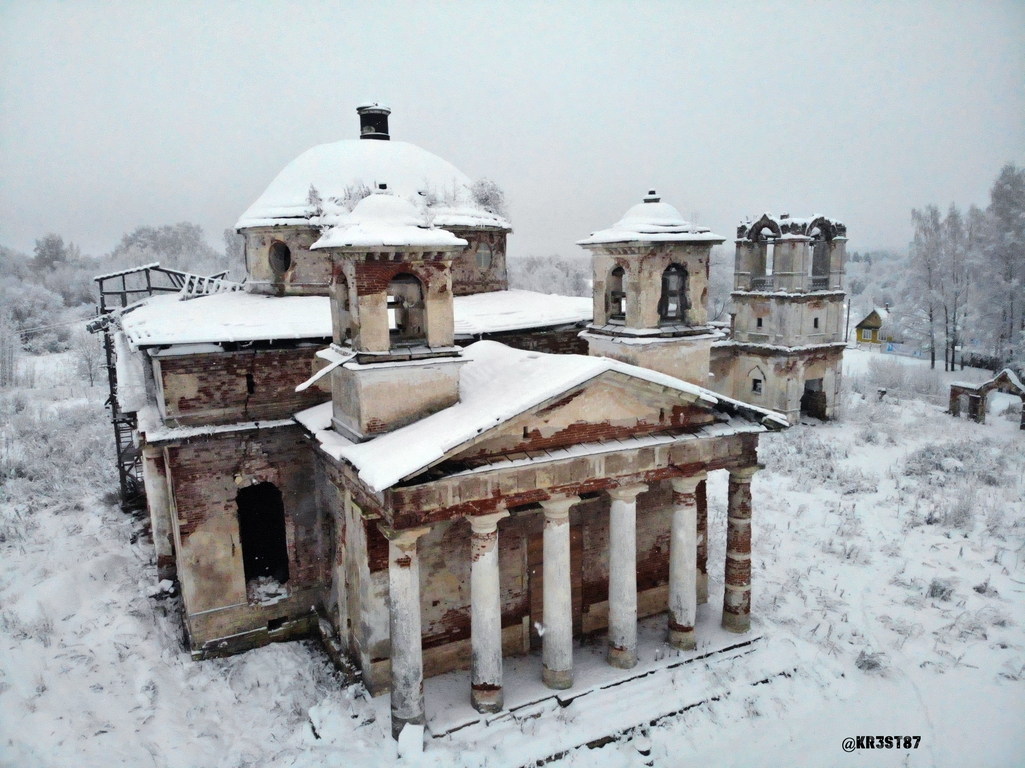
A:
[357, 103, 391, 140]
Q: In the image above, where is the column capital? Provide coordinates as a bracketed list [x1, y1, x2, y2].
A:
[466, 510, 510, 534]
[607, 483, 648, 502]
[379, 525, 432, 549]
[670, 473, 707, 495]
[728, 464, 763, 483]
[540, 495, 579, 520]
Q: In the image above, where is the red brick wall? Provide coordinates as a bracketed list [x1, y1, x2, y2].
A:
[159, 347, 329, 426]
[166, 426, 328, 605]
[456, 326, 588, 355]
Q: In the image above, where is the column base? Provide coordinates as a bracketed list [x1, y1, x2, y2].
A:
[696, 572, 708, 605]
[607, 643, 637, 669]
[471, 684, 503, 713]
[668, 625, 696, 651]
[391, 712, 425, 741]
[542, 665, 573, 690]
[721, 611, 751, 634]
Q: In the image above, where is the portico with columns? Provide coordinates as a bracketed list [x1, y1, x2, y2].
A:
[309, 360, 781, 739]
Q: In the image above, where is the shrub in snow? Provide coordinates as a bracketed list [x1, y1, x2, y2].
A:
[854, 650, 886, 673]
[927, 578, 954, 601]
[904, 439, 1007, 487]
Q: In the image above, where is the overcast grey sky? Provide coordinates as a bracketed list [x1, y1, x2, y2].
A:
[1, 1, 1023, 260]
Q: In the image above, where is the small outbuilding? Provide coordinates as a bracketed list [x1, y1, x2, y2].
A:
[949, 368, 1025, 430]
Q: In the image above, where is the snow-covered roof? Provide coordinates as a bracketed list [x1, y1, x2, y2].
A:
[117, 290, 593, 348]
[454, 290, 591, 336]
[235, 139, 510, 231]
[119, 293, 332, 349]
[311, 193, 468, 251]
[577, 193, 725, 246]
[295, 341, 786, 492]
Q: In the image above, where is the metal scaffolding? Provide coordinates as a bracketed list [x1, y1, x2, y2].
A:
[89, 263, 228, 511]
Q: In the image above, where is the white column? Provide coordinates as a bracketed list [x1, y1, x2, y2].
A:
[669, 474, 705, 650]
[384, 525, 431, 740]
[539, 495, 578, 689]
[468, 510, 510, 713]
[606, 484, 647, 669]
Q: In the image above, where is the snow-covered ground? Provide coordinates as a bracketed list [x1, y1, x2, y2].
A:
[1, 348, 1022, 767]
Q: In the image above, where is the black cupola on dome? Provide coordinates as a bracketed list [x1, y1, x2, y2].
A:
[357, 103, 391, 140]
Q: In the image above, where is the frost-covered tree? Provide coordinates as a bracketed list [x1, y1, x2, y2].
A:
[32, 234, 79, 272]
[470, 178, 507, 217]
[71, 327, 103, 387]
[110, 222, 223, 273]
[980, 163, 1025, 364]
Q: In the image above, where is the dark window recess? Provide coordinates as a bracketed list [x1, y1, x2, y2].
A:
[267, 617, 287, 632]
[245, 373, 255, 395]
[658, 264, 689, 323]
[237, 482, 290, 584]
[752, 378, 763, 394]
[269, 241, 292, 274]
[813, 317, 820, 329]
[387, 273, 426, 344]
[608, 267, 626, 322]
[756, 317, 763, 328]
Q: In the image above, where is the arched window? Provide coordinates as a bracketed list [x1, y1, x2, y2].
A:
[658, 264, 689, 324]
[237, 482, 290, 585]
[476, 242, 493, 270]
[387, 273, 426, 343]
[607, 266, 626, 323]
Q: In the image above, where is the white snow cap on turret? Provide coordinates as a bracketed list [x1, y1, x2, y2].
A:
[311, 191, 468, 250]
[577, 190, 725, 246]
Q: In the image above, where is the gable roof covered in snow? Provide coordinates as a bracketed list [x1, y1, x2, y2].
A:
[235, 138, 511, 231]
[296, 341, 787, 492]
[577, 191, 725, 246]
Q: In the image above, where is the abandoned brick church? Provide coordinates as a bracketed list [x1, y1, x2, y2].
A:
[98, 105, 847, 738]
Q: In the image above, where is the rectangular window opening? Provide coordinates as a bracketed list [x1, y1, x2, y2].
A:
[752, 378, 763, 394]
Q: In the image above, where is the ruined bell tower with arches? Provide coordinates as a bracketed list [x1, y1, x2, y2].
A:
[710, 213, 848, 422]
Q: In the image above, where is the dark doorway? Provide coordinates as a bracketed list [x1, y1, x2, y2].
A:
[237, 482, 290, 584]
[801, 378, 828, 420]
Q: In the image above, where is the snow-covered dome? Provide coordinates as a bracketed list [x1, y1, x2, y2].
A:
[236, 138, 510, 231]
[311, 192, 468, 250]
[577, 190, 724, 246]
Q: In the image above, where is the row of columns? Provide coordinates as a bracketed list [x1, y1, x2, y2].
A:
[383, 466, 759, 739]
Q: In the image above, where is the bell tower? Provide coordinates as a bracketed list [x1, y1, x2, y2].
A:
[720, 213, 848, 421]
[578, 191, 726, 386]
[311, 192, 469, 441]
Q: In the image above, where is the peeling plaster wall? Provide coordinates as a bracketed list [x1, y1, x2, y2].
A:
[243, 227, 330, 296]
[164, 426, 328, 653]
[731, 294, 845, 347]
[590, 245, 711, 328]
[728, 348, 843, 421]
[330, 359, 463, 438]
[154, 348, 330, 427]
[583, 334, 713, 384]
[448, 229, 508, 296]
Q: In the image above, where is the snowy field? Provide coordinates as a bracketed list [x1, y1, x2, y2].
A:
[1, 348, 1023, 767]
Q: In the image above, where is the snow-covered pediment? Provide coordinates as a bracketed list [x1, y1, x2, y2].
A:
[445, 370, 719, 463]
[296, 341, 785, 492]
